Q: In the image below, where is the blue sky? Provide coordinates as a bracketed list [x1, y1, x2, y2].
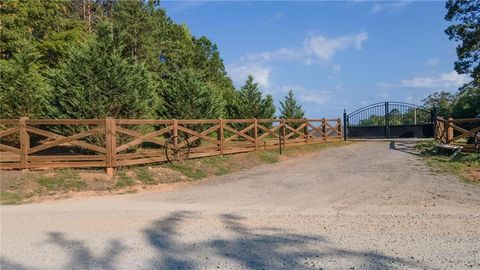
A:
[161, 1, 469, 118]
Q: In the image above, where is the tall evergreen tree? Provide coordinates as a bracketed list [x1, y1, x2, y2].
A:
[235, 75, 263, 119]
[0, 48, 51, 118]
[261, 94, 276, 119]
[159, 68, 224, 120]
[0, 0, 87, 66]
[233, 75, 276, 119]
[0, 0, 239, 121]
[47, 21, 158, 119]
[279, 90, 305, 119]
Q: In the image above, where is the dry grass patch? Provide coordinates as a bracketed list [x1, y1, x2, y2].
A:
[0, 141, 350, 204]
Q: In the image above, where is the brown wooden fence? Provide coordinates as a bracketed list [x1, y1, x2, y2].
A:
[435, 117, 480, 152]
[0, 117, 342, 173]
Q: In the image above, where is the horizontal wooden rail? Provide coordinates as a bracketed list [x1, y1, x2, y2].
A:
[435, 117, 480, 152]
[1, 117, 343, 174]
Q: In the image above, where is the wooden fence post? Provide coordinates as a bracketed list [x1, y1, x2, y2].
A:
[19, 117, 29, 171]
[447, 117, 453, 144]
[304, 118, 309, 144]
[254, 119, 258, 151]
[105, 117, 116, 176]
[322, 118, 327, 142]
[218, 119, 224, 155]
[173, 119, 178, 157]
[337, 118, 341, 140]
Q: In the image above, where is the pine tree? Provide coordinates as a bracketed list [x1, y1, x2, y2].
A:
[159, 68, 224, 120]
[279, 90, 305, 119]
[0, 49, 51, 118]
[261, 94, 276, 119]
[0, 0, 87, 66]
[235, 75, 263, 118]
[47, 21, 158, 120]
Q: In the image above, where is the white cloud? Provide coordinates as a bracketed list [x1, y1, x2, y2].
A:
[244, 47, 302, 62]
[303, 31, 368, 61]
[370, 1, 411, 14]
[227, 31, 367, 91]
[227, 63, 271, 89]
[281, 85, 332, 105]
[240, 31, 368, 64]
[261, 11, 284, 25]
[299, 93, 332, 105]
[426, 57, 440, 67]
[378, 71, 470, 90]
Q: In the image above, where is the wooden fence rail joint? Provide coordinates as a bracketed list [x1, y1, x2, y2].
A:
[1, 117, 344, 172]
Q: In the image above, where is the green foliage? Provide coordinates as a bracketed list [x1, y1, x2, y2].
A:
[0, 0, 87, 65]
[0, 191, 23, 205]
[416, 140, 479, 182]
[36, 170, 86, 191]
[232, 75, 276, 119]
[280, 90, 305, 119]
[1, 0, 237, 121]
[202, 156, 231, 175]
[452, 81, 480, 118]
[167, 163, 207, 179]
[160, 68, 224, 119]
[115, 172, 135, 188]
[257, 151, 279, 163]
[440, 1, 480, 119]
[261, 94, 276, 119]
[445, 0, 480, 80]
[415, 140, 439, 155]
[422, 91, 455, 118]
[136, 168, 157, 185]
[47, 21, 159, 119]
[0, 49, 51, 118]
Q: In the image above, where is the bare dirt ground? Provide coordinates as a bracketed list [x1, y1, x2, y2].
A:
[1, 141, 480, 270]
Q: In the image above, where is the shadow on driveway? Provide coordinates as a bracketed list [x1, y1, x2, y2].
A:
[2, 211, 424, 270]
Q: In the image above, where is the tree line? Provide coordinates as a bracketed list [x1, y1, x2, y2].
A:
[0, 0, 305, 120]
[422, 0, 479, 118]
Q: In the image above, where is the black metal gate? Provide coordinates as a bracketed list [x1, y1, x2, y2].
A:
[343, 102, 436, 139]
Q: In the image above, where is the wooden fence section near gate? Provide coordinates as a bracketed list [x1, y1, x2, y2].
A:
[435, 117, 480, 152]
[0, 117, 342, 171]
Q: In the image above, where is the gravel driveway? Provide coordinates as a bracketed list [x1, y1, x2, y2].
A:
[1, 141, 480, 270]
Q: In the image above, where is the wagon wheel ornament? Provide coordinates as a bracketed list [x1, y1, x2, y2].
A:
[165, 135, 190, 163]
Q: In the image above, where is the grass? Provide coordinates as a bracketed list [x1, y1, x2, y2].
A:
[416, 140, 480, 182]
[115, 172, 135, 188]
[136, 168, 158, 185]
[0, 191, 23, 205]
[36, 170, 86, 191]
[1, 140, 350, 204]
[202, 156, 232, 175]
[257, 151, 279, 163]
[167, 163, 207, 179]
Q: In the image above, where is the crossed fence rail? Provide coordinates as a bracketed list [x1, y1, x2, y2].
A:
[435, 117, 480, 152]
[0, 118, 342, 174]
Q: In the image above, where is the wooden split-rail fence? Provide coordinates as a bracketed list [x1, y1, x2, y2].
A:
[0, 118, 342, 174]
[435, 117, 480, 152]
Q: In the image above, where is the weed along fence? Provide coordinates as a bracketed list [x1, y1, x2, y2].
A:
[0, 117, 342, 174]
[435, 117, 480, 152]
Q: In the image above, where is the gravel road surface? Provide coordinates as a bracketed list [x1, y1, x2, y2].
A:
[1, 141, 479, 269]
